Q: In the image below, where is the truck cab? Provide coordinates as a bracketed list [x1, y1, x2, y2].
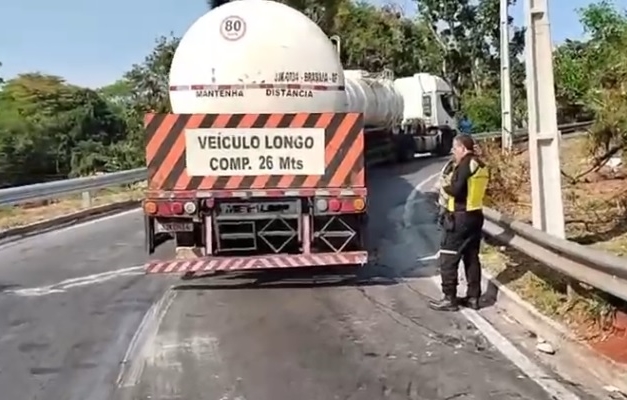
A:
[394, 73, 459, 155]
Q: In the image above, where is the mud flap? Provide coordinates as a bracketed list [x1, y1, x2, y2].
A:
[145, 215, 155, 255]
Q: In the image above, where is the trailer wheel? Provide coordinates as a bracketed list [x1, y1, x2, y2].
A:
[434, 128, 455, 156]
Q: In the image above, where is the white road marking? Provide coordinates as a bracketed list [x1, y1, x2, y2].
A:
[117, 289, 177, 388]
[405, 169, 581, 400]
[429, 274, 581, 399]
[402, 171, 440, 226]
[416, 253, 439, 262]
[7, 266, 144, 297]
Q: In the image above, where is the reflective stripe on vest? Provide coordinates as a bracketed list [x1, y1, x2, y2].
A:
[446, 159, 489, 212]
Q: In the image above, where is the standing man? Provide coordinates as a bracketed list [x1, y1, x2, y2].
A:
[429, 135, 489, 311]
[458, 115, 473, 135]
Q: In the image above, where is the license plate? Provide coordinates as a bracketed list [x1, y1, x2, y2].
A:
[155, 221, 194, 233]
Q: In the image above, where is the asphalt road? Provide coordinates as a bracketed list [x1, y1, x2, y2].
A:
[0, 157, 591, 400]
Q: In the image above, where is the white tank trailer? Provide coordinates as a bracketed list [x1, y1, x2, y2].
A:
[169, 0, 347, 114]
[168, 0, 458, 161]
[343, 70, 404, 129]
[343, 69, 458, 160]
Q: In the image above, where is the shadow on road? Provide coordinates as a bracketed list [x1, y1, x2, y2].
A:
[0, 283, 20, 293]
[172, 266, 396, 291]
[171, 157, 447, 291]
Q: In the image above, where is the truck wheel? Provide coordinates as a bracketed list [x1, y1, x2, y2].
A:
[394, 136, 416, 163]
[145, 215, 155, 254]
[434, 128, 454, 156]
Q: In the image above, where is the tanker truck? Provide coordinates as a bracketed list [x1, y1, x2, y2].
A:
[343, 68, 458, 163]
[141, 0, 456, 275]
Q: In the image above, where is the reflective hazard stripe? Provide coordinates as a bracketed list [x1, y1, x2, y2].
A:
[144, 112, 365, 191]
[439, 249, 458, 255]
[169, 83, 345, 91]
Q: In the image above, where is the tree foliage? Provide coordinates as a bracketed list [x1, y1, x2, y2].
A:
[1, 0, 624, 187]
[553, 0, 627, 156]
[0, 73, 127, 186]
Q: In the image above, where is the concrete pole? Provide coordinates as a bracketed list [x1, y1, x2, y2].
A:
[500, 0, 513, 151]
[524, 0, 565, 238]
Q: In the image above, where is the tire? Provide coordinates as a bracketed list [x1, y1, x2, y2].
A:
[394, 135, 416, 163]
[144, 215, 155, 254]
[434, 128, 455, 156]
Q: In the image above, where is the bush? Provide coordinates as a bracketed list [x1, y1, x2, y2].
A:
[479, 141, 529, 215]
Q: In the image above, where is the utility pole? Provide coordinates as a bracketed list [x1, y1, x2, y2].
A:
[500, 0, 513, 151]
[524, 0, 565, 238]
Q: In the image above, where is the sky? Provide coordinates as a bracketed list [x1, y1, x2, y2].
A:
[0, 0, 624, 89]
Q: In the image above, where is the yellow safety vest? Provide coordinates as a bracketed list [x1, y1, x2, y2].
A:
[438, 160, 455, 208]
[447, 158, 489, 212]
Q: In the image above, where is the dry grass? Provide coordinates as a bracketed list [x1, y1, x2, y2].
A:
[481, 243, 617, 339]
[479, 134, 627, 338]
[0, 182, 146, 231]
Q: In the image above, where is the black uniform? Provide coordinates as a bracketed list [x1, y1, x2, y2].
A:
[430, 153, 489, 311]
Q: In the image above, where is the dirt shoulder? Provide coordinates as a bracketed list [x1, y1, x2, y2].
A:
[0, 183, 145, 231]
[479, 134, 627, 364]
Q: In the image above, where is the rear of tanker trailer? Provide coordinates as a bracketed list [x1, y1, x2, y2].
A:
[142, 0, 370, 274]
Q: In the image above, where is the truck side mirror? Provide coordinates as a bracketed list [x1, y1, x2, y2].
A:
[450, 95, 459, 112]
[329, 35, 341, 57]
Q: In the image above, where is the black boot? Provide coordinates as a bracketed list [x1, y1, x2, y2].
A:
[459, 296, 480, 310]
[429, 295, 459, 311]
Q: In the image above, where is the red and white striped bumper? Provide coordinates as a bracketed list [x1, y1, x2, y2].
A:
[144, 251, 369, 274]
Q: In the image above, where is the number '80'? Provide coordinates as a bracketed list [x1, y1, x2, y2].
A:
[224, 19, 242, 32]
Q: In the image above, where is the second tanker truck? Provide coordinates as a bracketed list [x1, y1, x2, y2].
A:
[142, 0, 459, 274]
[344, 68, 458, 163]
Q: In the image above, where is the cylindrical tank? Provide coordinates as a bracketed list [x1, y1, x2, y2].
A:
[344, 70, 404, 128]
[169, 0, 347, 114]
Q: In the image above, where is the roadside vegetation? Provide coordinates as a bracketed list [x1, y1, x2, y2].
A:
[479, 1, 627, 350]
[0, 183, 145, 231]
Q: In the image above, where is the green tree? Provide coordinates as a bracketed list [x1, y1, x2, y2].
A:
[104, 35, 180, 171]
[0, 73, 128, 185]
[552, 0, 627, 155]
[411, 0, 526, 130]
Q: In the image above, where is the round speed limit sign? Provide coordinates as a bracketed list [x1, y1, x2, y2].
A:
[220, 16, 246, 41]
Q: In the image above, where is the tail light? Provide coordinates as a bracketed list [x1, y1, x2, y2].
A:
[329, 199, 341, 212]
[315, 197, 366, 213]
[352, 198, 365, 211]
[315, 198, 328, 211]
[143, 200, 197, 216]
[144, 201, 158, 214]
[169, 202, 183, 215]
[183, 201, 197, 214]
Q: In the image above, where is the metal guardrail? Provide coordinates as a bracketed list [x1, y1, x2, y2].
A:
[0, 168, 147, 207]
[0, 120, 593, 207]
[473, 120, 592, 140]
[483, 207, 627, 303]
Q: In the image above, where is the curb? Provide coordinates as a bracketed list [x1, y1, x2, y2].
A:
[0, 200, 141, 244]
[481, 269, 627, 394]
